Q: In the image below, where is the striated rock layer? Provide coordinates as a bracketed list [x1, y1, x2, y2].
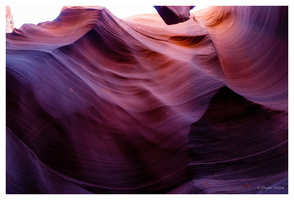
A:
[6, 6, 288, 194]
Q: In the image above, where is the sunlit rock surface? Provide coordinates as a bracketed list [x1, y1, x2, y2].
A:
[6, 6, 288, 194]
[6, 6, 14, 33]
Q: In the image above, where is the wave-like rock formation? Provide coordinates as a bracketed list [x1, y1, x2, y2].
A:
[6, 6, 288, 194]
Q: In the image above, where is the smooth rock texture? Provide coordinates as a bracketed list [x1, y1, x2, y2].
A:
[6, 6, 288, 194]
[194, 6, 288, 111]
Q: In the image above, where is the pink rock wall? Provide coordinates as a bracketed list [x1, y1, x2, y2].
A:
[6, 6, 287, 194]
[6, 6, 14, 33]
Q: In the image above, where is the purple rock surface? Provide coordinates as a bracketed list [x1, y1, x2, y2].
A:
[6, 6, 288, 194]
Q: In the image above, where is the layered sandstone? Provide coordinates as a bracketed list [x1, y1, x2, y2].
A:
[6, 6, 288, 194]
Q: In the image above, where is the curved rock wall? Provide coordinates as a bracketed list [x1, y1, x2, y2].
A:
[6, 6, 287, 194]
